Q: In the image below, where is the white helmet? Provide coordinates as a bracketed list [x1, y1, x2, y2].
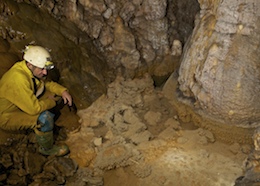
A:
[23, 45, 54, 70]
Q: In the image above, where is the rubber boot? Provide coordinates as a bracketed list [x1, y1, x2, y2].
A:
[34, 129, 69, 156]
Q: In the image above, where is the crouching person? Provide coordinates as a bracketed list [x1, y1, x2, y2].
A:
[0, 45, 73, 156]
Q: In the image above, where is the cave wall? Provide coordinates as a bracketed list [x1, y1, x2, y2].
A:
[11, 0, 200, 78]
[177, 0, 260, 127]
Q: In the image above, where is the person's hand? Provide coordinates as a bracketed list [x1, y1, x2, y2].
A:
[61, 90, 72, 106]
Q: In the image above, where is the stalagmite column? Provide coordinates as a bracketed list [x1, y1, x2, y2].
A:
[178, 0, 260, 127]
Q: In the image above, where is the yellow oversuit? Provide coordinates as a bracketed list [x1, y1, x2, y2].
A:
[0, 60, 67, 130]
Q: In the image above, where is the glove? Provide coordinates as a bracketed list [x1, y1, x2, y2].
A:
[38, 111, 55, 132]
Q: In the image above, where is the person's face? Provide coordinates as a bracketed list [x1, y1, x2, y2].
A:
[27, 63, 47, 79]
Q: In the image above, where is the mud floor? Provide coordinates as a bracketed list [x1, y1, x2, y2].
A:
[0, 73, 256, 186]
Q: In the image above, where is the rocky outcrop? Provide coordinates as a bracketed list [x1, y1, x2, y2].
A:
[177, 0, 260, 127]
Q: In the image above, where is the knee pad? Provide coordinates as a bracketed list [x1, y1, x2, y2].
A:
[38, 111, 55, 132]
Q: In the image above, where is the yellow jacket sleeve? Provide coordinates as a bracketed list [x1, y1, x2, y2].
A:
[45, 81, 67, 96]
[3, 72, 56, 115]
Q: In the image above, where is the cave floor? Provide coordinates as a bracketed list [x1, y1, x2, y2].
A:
[65, 75, 250, 186]
[0, 75, 252, 186]
[38, 102, 250, 186]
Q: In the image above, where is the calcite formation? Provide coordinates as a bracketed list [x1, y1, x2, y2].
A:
[178, 0, 260, 127]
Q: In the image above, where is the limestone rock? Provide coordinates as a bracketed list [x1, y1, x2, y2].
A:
[158, 126, 179, 140]
[112, 16, 140, 70]
[177, 0, 260, 126]
[144, 111, 162, 126]
[94, 143, 140, 170]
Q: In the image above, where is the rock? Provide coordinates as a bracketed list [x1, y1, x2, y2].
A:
[1, 153, 13, 168]
[56, 157, 78, 177]
[93, 137, 103, 146]
[241, 144, 252, 154]
[120, 2, 136, 23]
[104, 130, 114, 140]
[130, 130, 153, 145]
[164, 118, 181, 130]
[143, 0, 167, 20]
[158, 126, 179, 140]
[94, 143, 139, 170]
[131, 162, 152, 178]
[122, 109, 141, 124]
[198, 149, 210, 158]
[112, 16, 140, 70]
[24, 152, 46, 176]
[103, 8, 112, 19]
[79, 0, 106, 15]
[197, 128, 215, 143]
[177, 137, 188, 144]
[177, 0, 260, 126]
[171, 39, 182, 56]
[235, 168, 260, 186]
[7, 169, 26, 185]
[122, 121, 147, 140]
[31, 157, 78, 184]
[229, 143, 241, 155]
[144, 111, 162, 126]
[99, 25, 114, 47]
[66, 130, 96, 167]
[198, 136, 208, 145]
